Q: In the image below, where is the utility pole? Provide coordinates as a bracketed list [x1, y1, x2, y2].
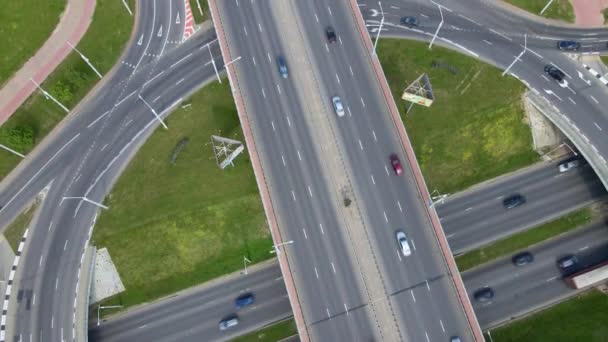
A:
[372, 2, 384, 56]
[67, 41, 103, 79]
[120, 0, 133, 15]
[428, 190, 448, 208]
[503, 34, 527, 76]
[429, 1, 444, 49]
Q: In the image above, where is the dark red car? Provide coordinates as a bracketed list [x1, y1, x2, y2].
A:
[390, 154, 403, 176]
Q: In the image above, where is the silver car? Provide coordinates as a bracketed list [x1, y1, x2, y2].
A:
[332, 96, 345, 117]
[396, 231, 411, 257]
[218, 316, 239, 331]
[558, 159, 580, 173]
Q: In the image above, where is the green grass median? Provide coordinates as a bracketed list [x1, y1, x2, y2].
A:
[3, 202, 38, 253]
[93, 80, 272, 310]
[0, 0, 67, 85]
[0, 0, 135, 180]
[487, 289, 608, 341]
[231, 319, 297, 342]
[378, 39, 537, 194]
[188, 0, 209, 23]
[456, 207, 593, 271]
[504, 0, 574, 23]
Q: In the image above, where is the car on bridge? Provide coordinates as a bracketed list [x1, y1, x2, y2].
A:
[332, 96, 345, 117]
[276, 56, 288, 79]
[396, 231, 412, 257]
[325, 26, 337, 44]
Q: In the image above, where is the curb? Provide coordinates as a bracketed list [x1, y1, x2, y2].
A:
[0, 228, 29, 342]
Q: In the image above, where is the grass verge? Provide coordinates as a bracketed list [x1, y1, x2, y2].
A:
[231, 319, 297, 342]
[0, 0, 135, 180]
[188, 0, 209, 23]
[487, 289, 608, 341]
[601, 56, 608, 67]
[378, 39, 537, 194]
[456, 207, 593, 271]
[0, 1, 67, 85]
[93, 80, 272, 311]
[503, 0, 575, 23]
[3, 202, 39, 253]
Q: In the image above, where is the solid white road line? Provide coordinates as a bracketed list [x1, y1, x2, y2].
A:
[410, 290, 416, 302]
[595, 122, 602, 131]
[590, 95, 599, 104]
[271, 121, 276, 131]
[383, 211, 388, 222]
[281, 155, 286, 166]
[286, 116, 291, 126]
[358, 139, 363, 150]
[291, 191, 296, 201]
[397, 201, 402, 212]
[489, 29, 512, 41]
[371, 174, 375, 185]
[440, 319, 445, 332]
[372, 130, 377, 141]
[319, 223, 324, 234]
[314, 267, 319, 279]
[385, 165, 389, 175]
[297, 150, 302, 160]
[331, 262, 336, 273]
[483, 40, 493, 45]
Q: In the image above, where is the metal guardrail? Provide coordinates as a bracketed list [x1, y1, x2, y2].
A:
[527, 91, 608, 191]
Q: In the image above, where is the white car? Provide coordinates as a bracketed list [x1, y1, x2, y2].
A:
[558, 159, 580, 173]
[332, 96, 345, 117]
[396, 231, 411, 257]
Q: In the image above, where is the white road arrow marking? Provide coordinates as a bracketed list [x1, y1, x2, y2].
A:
[543, 89, 563, 101]
[176, 12, 181, 24]
[157, 25, 163, 37]
[577, 71, 591, 86]
[370, 9, 379, 17]
[137, 34, 143, 45]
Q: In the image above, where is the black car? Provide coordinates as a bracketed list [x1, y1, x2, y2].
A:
[557, 254, 578, 270]
[235, 293, 255, 309]
[503, 194, 526, 209]
[325, 26, 337, 43]
[557, 40, 581, 51]
[544, 64, 568, 87]
[512, 251, 534, 266]
[473, 287, 494, 303]
[400, 16, 419, 27]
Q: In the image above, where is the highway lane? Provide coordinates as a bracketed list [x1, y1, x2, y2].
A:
[213, 0, 477, 340]
[464, 221, 608, 328]
[88, 262, 292, 342]
[0, 2, 228, 341]
[359, 0, 608, 191]
[438, 160, 606, 254]
[92, 221, 608, 340]
[212, 1, 381, 340]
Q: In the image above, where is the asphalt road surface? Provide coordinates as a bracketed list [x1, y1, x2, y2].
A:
[88, 262, 291, 342]
[0, 2, 223, 341]
[439, 160, 606, 254]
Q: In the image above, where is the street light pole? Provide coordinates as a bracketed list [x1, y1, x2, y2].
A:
[97, 305, 123, 326]
[243, 256, 252, 275]
[429, 2, 444, 49]
[503, 34, 527, 77]
[270, 240, 294, 255]
[539, 0, 556, 15]
[62, 196, 109, 210]
[372, 2, 384, 56]
[30, 78, 70, 113]
[67, 41, 103, 79]
[206, 43, 222, 83]
[223, 56, 242, 94]
[138, 94, 168, 129]
[0, 144, 25, 158]
[541, 142, 578, 159]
